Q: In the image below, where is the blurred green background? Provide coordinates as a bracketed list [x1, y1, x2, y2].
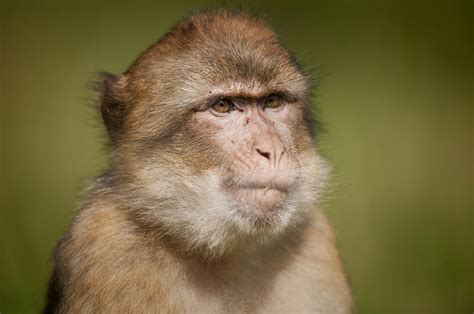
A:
[1, 0, 472, 313]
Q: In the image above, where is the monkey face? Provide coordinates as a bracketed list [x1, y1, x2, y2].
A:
[101, 12, 331, 256]
[191, 92, 302, 217]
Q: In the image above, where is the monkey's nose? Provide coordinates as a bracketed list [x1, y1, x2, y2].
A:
[256, 148, 271, 160]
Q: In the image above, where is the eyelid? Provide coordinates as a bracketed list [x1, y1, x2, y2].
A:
[268, 91, 299, 103]
[208, 97, 231, 109]
[267, 92, 287, 101]
[267, 94, 282, 102]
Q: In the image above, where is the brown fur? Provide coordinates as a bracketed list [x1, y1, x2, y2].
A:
[45, 10, 353, 313]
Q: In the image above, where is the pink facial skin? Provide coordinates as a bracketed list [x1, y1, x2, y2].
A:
[193, 93, 300, 215]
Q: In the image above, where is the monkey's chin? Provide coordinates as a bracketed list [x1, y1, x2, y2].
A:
[231, 187, 288, 218]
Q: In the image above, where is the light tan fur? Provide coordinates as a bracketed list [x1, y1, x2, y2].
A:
[53, 197, 351, 313]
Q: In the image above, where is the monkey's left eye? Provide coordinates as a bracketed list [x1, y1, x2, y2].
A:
[211, 99, 235, 114]
[264, 94, 284, 109]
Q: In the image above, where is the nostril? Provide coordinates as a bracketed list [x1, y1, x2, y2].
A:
[256, 148, 271, 160]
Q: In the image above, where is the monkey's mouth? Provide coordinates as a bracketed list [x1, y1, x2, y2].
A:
[223, 179, 290, 193]
[224, 183, 289, 214]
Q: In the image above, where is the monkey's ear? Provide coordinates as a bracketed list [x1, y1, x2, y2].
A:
[98, 72, 128, 146]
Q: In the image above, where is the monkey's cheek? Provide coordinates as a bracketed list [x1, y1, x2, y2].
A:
[232, 188, 288, 215]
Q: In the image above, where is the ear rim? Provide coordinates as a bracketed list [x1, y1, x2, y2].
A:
[97, 72, 128, 147]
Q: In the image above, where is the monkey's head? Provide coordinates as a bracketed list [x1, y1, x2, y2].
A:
[99, 11, 330, 257]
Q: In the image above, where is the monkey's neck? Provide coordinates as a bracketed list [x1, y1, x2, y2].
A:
[131, 216, 309, 277]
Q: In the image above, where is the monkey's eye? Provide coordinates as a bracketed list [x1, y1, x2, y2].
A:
[211, 98, 235, 114]
[264, 94, 284, 110]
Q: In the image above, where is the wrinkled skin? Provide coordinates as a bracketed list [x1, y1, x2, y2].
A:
[193, 94, 300, 216]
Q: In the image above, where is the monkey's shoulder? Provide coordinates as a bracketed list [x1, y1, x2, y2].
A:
[50, 203, 182, 312]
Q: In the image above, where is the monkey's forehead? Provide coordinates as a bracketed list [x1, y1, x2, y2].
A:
[125, 11, 310, 104]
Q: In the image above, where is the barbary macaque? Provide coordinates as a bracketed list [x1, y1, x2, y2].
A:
[44, 10, 353, 313]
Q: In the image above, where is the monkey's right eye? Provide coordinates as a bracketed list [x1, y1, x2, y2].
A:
[210, 99, 235, 114]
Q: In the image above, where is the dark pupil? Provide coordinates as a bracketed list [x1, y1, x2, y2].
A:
[219, 101, 227, 108]
[214, 100, 230, 112]
[267, 96, 279, 106]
